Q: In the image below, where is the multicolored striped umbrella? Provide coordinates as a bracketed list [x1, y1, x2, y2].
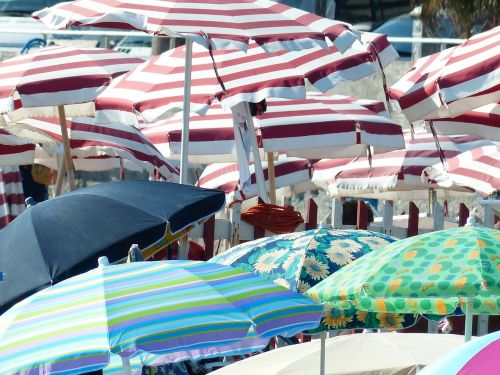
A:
[0, 259, 322, 375]
[8, 116, 179, 181]
[94, 39, 388, 126]
[33, 0, 357, 53]
[424, 145, 500, 197]
[306, 222, 500, 341]
[0, 46, 144, 123]
[210, 227, 417, 332]
[320, 131, 495, 200]
[198, 157, 314, 202]
[389, 26, 500, 122]
[419, 330, 500, 375]
[426, 102, 500, 142]
[0, 166, 25, 229]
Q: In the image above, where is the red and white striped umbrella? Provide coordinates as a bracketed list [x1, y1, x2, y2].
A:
[426, 102, 500, 142]
[142, 93, 404, 162]
[389, 26, 500, 122]
[0, 46, 144, 123]
[424, 145, 500, 197]
[95, 38, 390, 126]
[0, 166, 25, 229]
[0, 128, 146, 174]
[5, 117, 179, 181]
[33, 0, 358, 53]
[321, 132, 496, 199]
[198, 157, 314, 202]
[0, 129, 36, 166]
[310, 157, 354, 191]
[256, 92, 404, 159]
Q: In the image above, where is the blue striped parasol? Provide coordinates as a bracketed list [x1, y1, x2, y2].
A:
[0, 258, 322, 375]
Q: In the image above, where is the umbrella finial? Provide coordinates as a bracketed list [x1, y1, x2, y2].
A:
[465, 216, 477, 226]
[98, 256, 110, 267]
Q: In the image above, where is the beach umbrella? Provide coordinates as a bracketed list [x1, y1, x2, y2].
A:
[0, 166, 25, 229]
[8, 116, 179, 182]
[423, 145, 500, 198]
[0, 180, 225, 313]
[426, 102, 500, 142]
[197, 157, 315, 203]
[33, 0, 357, 53]
[318, 131, 496, 200]
[0, 258, 323, 374]
[388, 26, 500, 122]
[419, 330, 500, 375]
[256, 92, 403, 159]
[34, 0, 360, 186]
[0, 45, 144, 190]
[94, 40, 389, 126]
[210, 227, 418, 332]
[210, 332, 466, 375]
[306, 220, 500, 342]
[142, 93, 403, 163]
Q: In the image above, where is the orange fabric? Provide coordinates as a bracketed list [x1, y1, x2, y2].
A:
[241, 202, 304, 234]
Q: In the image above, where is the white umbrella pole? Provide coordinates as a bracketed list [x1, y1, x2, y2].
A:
[464, 296, 473, 342]
[243, 102, 269, 203]
[121, 357, 133, 375]
[320, 331, 326, 375]
[180, 39, 193, 185]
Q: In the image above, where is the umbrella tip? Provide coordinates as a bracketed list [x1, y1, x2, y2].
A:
[465, 216, 477, 227]
[98, 256, 110, 267]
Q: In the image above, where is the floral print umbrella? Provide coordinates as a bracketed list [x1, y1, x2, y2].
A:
[210, 227, 418, 331]
[307, 220, 500, 340]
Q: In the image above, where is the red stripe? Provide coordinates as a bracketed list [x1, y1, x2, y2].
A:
[0, 171, 22, 184]
[0, 192, 25, 206]
[260, 120, 354, 138]
[307, 52, 372, 84]
[0, 144, 35, 154]
[359, 121, 404, 135]
[168, 128, 235, 142]
[17, 76, 111, 95]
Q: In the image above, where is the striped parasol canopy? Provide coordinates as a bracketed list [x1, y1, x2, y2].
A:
[94, 38, 392, 126]
[7, 116, 179, 181]
[0, 166, 25, 229]
[198, 157, 315, 202]
[33, 0, 358, 53]
[426, 102, 500, 142]
[142, 93, 403, 163]
[318, 131, 497, 200]
[0, 46, 144, 123]
[0, 259, 323, 375]
[389, 26, 500, 122]
[423, 145, 500, 197]
[0, 129, 36, 166]
[255, 93, 404, 159]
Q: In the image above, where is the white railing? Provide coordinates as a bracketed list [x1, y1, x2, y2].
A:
[0, 26, 465, 51]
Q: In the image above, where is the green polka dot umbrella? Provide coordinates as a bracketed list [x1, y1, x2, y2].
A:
[306, 220, 500, 341]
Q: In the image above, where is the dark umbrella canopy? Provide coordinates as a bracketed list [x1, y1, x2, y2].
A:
[0, 180, 225, 313]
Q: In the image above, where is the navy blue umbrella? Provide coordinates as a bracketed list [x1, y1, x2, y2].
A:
[0, 180, 225, 313]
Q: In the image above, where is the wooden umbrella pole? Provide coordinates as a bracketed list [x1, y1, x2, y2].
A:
[53, 156, 66, 197]
[57, 105, 76, 191]
[267, 152, 276, 204]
